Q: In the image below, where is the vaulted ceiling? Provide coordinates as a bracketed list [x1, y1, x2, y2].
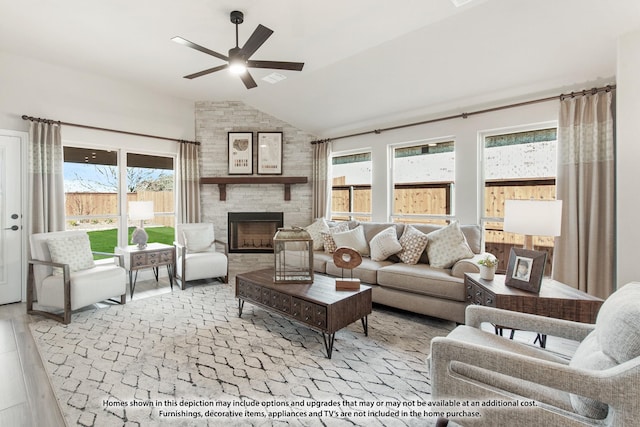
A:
[1, 0, 639, 136]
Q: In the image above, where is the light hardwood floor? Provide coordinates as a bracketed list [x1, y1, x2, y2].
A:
[0, 269, 578, 426]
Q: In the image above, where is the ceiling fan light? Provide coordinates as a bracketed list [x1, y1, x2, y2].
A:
[229, 59, 247, 75]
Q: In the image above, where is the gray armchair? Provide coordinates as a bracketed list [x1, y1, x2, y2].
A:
[429, 282, 640, 426]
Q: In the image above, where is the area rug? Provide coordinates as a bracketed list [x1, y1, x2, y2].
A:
[29, 283, 454, 426]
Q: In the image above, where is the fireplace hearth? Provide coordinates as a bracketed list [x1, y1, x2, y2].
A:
[228, 212, 284, 253]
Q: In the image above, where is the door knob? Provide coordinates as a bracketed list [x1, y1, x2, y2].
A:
[11, 214, 19, 219]
[4, 225, 18, 231]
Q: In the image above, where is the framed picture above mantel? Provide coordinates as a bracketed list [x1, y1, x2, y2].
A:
[228, 132, 253, 175]
[257, 132, 283, 175]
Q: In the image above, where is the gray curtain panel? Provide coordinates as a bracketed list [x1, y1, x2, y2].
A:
[311, 140, 331, 220]
[29, 121, 65, 234]
[553, 90, 615, 299]
[178, 142, 201, 223]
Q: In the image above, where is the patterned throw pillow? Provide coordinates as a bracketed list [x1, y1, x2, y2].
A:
[304, 218, 329, 250]
[321, 222, 349, 253]
[370, 226, 402, 261]
[332, 225, 370, 256]
[46, 234, 95, 275]
[183, 227, 213, 252]
[397, 225, 429, 265]
[426, 221, 474, 269]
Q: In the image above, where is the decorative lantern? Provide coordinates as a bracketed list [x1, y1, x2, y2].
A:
[273, 227, 314, 284]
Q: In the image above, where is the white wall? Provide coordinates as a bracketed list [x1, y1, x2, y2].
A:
[330, 101, 558, 224]
[0, 51, 194, 147]
[616, 28, 640, 288]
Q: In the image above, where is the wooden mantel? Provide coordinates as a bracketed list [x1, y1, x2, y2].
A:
[200, 176, 308, 201]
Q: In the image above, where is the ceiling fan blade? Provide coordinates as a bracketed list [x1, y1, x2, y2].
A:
[184, 64, 229, 79]
[171, 36, 228, 62]
[239, 71, 258, 89]
[247, 60, 304, 71]
[241, 24, 273, 58]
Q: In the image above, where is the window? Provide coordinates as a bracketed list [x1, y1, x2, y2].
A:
[391, 140, 455, 224]
[63, 147, 175, 256]
[330, 152, 371, 221]
[481, 127, 557, 273]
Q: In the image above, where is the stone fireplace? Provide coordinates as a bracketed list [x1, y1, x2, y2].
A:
[196, 100, 315, 271]
[228, 212, 284, 253]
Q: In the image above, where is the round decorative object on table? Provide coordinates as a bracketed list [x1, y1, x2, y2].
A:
[333, 247, 363, 269]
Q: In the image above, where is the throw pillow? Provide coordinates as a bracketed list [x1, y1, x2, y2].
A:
[183, 227, 213, 252]
[46, 234, 95, 275]
[397, 225, 429, 265]
[595, 282, 640, 364]
[426, 221, 474, 269]
[321, 222, 349, 253]
[332, 225, 370, 256]
[568, 331, 616, 419]
[369, 226, 402, 261]
[304, 218, 329, 250]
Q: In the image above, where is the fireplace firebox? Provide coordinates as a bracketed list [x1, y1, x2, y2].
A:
[228, 212, 284, 253]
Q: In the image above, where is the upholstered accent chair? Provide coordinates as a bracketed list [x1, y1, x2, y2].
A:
[28, 230, 127, 324]
[429, 282, 640, 426]
[175, 223, 228, 287]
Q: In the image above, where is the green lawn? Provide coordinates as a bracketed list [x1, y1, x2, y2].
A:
[88, 226, 175, 258]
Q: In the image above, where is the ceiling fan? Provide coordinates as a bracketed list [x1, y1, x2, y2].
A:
[172, 10, 304, 89]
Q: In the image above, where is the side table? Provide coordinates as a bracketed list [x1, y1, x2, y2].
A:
[465, 273, 603, 347]
[116, 243, 176, 298]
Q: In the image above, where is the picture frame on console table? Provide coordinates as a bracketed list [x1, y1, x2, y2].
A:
[228, 132, 253, 174]
[505, 248, 547, 293]
[257, 132, 283, 175]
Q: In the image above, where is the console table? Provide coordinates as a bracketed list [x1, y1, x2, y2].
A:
[116, 243, 176, 298]
[465, 273, 603, 347]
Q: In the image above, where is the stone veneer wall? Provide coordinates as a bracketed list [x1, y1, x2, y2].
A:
[196, 101, 317, 272]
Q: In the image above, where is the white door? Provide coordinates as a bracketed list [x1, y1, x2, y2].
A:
[0, 131, 24, 305]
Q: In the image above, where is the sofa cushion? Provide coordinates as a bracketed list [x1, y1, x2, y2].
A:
[332, 225, 370, 256]
[305, 218, 329, 250]
[426, 221, 474, 269]
[595, 282, 640, 364]
[326, 257, 392, 284]
[568, 330, 615, 419]
[377, 263, 466, 302]
[312, 251, 333, 273]
[369, 226, 402, 261]
[321, 222, 349, 253]
[397, 225, 429, 265]
[46, 234, 95, 275]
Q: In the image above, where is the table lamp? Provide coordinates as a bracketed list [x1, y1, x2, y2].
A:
[503, 199, 562, 250]
[129, 201, 154, 249]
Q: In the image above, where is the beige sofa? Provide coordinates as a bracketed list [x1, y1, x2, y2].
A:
[312, 221, 486, 324]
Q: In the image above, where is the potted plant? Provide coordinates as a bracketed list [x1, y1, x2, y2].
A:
[477, 254, 498, 280]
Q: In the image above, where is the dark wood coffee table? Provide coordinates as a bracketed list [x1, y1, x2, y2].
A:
[235, 269, 372, 358]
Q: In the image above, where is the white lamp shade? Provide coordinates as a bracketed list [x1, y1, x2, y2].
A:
[128, 201, 154, 221]
[503, 200, 562, 237]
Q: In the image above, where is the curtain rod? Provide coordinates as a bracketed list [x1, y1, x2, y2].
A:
[21, 115, 200, 145]
[310, 84, 616, 145]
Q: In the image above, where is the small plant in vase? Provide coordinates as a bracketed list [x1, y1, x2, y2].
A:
[477, 254, 498, 280]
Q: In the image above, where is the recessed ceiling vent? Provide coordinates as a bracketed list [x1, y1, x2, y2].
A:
[262, 72, 287, 84]
[451, 0, 476, 7]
